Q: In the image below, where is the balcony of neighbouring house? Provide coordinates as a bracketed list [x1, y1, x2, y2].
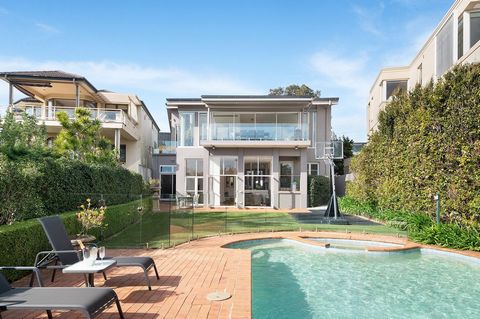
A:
[153, 140, 177, 155]
[0, 105, 139, 140]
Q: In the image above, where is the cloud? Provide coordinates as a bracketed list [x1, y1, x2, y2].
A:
[35, 23, 60, 34]
[310, 51, 374, 98]
[0, 57, 257, 96]
[352, 4, 385, 37]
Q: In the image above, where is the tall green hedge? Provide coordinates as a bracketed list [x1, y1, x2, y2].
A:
[349, 64, 480, 228]
[0, 198, 150, 282]
[0, 156, 144, 224]
[308, 175, 331, 207]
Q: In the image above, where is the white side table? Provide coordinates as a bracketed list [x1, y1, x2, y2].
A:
[63, 259, 117, 287]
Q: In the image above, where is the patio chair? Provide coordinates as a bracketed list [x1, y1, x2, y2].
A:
[35, 215, 159, 290]
[0, 266, 124, 319]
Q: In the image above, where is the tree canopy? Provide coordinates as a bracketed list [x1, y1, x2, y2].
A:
[54, 108, 117, 165]
[269, 84, 321, 98]
[0, 111, 51, 160]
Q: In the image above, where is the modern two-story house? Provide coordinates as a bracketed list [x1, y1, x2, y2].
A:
[368, 0, 480, 134]
[0, 71, 159, 179]
[157, 95, 339, 209]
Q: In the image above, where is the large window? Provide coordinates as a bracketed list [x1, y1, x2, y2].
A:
[119, 145, 126, 163]
[308, 163, 319, 176]
[279, 157, 300, 191]
[471, 11, 480, 50]
[244, 157, 271, 206]
[385, 80, 408, 100]
[179, 112, 194, 146]
[199, 112, 208, 141]
[458, 15, 464, 59]
[280, 161, 294, 191]
[185, 159, 203, 204]
[436, 15, 454, 76]
[210, 157, 238, 206]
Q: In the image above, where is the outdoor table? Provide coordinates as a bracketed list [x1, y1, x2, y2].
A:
[63, 259, 117, 287]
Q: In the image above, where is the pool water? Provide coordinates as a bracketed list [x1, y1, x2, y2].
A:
[228, 239, 480, 319]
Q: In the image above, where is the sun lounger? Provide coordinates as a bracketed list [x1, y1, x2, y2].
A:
[36, 215, 159, 290]
[0, 266, 124, 319]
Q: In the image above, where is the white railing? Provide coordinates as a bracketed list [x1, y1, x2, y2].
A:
[315, 141, 344, 159]
[0, 105, 133, 125]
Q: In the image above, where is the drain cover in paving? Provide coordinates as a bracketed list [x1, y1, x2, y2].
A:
[207, 291, 231, 301]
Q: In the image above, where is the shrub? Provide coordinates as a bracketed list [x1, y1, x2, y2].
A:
[308, 175, 331, 207]
[0, 197, 149, 282]
[0, 156, 144, 225]
[340, 196, 480, 251]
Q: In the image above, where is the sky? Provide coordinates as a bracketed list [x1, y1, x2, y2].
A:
[0, 0, 453, 141]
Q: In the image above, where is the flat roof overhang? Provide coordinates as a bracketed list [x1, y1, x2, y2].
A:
[0, 73, 104, 104]
[200, 140, 311, 148]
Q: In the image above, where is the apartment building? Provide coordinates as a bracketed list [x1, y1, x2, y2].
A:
[158, 95, 340, 209]
[0, 71, 159, 179]
[368, 0, 480, 133]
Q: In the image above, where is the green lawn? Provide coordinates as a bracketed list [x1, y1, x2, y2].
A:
[103, 211, 406, 249]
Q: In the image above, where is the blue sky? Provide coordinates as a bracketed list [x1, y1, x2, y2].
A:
[0, 0, 452, 141]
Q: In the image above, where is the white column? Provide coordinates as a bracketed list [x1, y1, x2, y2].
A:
[114, 129, 121, 152]
[464, 11, 471, 54]
[47, 100, 53, 119]
[8, 83, 13, 111]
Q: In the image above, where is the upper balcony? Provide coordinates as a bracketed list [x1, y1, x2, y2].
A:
[199, 123, 310, 148]
[0, 105, 139, 140]
[189, 111, 310, 148]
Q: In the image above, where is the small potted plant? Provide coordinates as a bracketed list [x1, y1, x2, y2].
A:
[74, 198, 106, 244]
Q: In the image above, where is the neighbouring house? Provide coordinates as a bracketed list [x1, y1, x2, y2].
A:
[0, 71, 159, 180]
[367, 0, 480, 134]
[156, 95, 340, 209]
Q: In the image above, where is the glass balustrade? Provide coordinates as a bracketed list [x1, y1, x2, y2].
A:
[156, 141, 177, 154]
[3, 105, 125, 124]
[207, 123, 309, 141]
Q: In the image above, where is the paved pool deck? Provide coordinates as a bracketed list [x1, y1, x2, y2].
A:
[4, 231, 480, 318]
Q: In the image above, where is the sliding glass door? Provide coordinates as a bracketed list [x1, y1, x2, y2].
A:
[244, 157, 271, 207]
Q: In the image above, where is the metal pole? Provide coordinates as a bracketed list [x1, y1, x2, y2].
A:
[435, 193, 441, 225]
[191, 200, 194, 240]
[330, 159, 338, 219]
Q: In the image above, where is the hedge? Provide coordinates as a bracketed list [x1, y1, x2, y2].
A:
[0, 197, 151, 282]
[348, 64, 480, 229]
[308, 175, 331, 207]
[0, 156, 144, 224]
[340, 196, 480, 251]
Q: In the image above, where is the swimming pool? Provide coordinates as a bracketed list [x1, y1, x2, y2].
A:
[227, 238, 480, 318]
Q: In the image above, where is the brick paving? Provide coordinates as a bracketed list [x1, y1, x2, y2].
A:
[3, 231, 480, 318]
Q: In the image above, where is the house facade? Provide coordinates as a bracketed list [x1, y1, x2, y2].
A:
[158, 95, 339, 209]
[368, 0, 480, 134]
[0, 71, 159, 180]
